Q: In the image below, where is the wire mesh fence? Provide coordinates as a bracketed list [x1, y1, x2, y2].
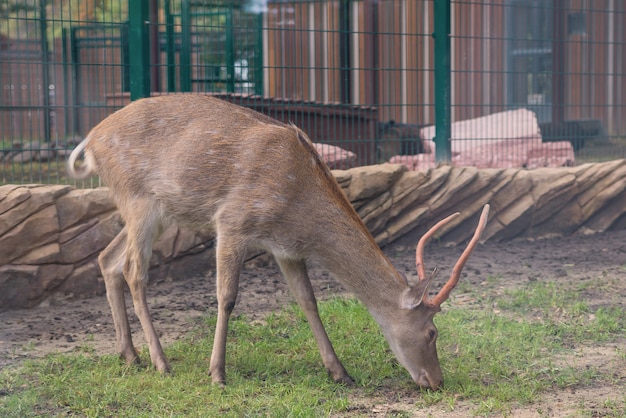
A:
[1, 0, 625, 186]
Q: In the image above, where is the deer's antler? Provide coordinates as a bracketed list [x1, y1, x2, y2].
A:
[416, 204, 490, 307]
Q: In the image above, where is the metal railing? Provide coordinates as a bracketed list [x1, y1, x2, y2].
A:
[1, 0, 625, 185]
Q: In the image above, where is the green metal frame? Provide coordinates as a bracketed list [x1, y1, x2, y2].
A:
[64, 24, 128, 136]
[128, 0, 150, 100]
[3, 0, 626, 186]
[38, 0, 51, 144]
[164, 0, 177, 92]
[180, 0, 192, 92]
[159, 0, 263, 94]
[433, 0, 452, 162]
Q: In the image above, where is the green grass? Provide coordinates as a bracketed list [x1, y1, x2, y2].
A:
[0, 139, 100, 187]
[1, 284, 625, 417]
[1, 160, 102, 188]
[575, 135, 626, 163]
[2, 160, 70, 185]
[496, 281, 625, 344]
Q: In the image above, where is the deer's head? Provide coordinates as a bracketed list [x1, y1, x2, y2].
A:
[383, 205, 490, 389]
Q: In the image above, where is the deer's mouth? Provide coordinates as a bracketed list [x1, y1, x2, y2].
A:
[412, 371, 443, 390]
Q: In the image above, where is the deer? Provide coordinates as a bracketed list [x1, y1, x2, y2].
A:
[67, 94, 489, 390]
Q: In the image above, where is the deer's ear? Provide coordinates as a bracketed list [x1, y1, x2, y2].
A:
[398, 271, 409, 285]
[399, 275, 434, 310]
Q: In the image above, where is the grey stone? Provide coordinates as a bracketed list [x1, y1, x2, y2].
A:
[3, 161, 626, 310]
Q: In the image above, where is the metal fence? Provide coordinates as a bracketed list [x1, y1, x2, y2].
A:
[1, 0, 625, 185]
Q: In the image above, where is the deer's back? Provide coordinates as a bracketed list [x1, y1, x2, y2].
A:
[84, 95, 346, 234]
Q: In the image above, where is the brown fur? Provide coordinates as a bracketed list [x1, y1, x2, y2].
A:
[67, 94, 486, 389]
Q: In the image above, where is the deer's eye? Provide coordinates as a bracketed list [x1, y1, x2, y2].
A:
[428, 329, 437, 341]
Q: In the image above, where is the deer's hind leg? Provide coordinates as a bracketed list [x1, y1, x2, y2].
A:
[120, 201, 170, 373]
[208, 230, 247, 386]
[98, 226, 139, 366]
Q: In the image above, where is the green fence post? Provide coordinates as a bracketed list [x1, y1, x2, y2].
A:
[69, 28, 80, 135]
[165, 0, 177, 92]
[128, 0, 150, 100]
[254, 12, 264, 96]
[339, 0, 351, 104]
[433, 0, 452, 162]
[226, 6, 235, 93]
[62, 27, 70, 137]
[552, 0, 566, 126]
[39, 0, 51, 143]
[180, 0, 192, 92]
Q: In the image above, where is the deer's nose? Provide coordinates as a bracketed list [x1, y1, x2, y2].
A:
[414, 372, 434, 389]
[415, 373, 443, 390]
[431, 378, 443, 390]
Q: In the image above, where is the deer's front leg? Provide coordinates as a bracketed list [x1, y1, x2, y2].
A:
[98, 227, 139, 366]
[209, 236, 244, 386]
[276, 257, 354, 385]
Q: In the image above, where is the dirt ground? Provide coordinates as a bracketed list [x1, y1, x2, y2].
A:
[1, 228, 625, 417]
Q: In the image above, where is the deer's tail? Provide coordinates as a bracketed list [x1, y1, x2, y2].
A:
[66, 137, 95, 180]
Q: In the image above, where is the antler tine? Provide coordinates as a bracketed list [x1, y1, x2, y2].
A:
[427, 204, 490, 307]
[415, 212, 461, 281]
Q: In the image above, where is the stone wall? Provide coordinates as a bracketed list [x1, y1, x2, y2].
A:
[3, 160, 626, 311]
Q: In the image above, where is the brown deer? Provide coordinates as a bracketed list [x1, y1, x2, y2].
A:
[67, 94, 489, 389]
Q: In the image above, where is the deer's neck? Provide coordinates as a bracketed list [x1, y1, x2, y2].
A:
[310, 213, 406, 311]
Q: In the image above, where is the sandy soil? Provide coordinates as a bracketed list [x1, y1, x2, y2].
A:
[1, 229, 625, 417]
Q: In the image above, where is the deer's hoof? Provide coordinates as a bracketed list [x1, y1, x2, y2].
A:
[212, 379, 226, 389]
[120, 350, 140, 367]
[331, 372, 355, 386]
[209, 369, 226, 387]
[155, 360, 171, 374]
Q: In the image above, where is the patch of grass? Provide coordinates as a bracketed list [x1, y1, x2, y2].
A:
[1, 160, 102, 187]
[1, 289, 624, 417]
[496, 281, 626, 345]
[601, 396, 626, 418]
[0, 139, 100, 187]
[576, 136, 626, 163]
